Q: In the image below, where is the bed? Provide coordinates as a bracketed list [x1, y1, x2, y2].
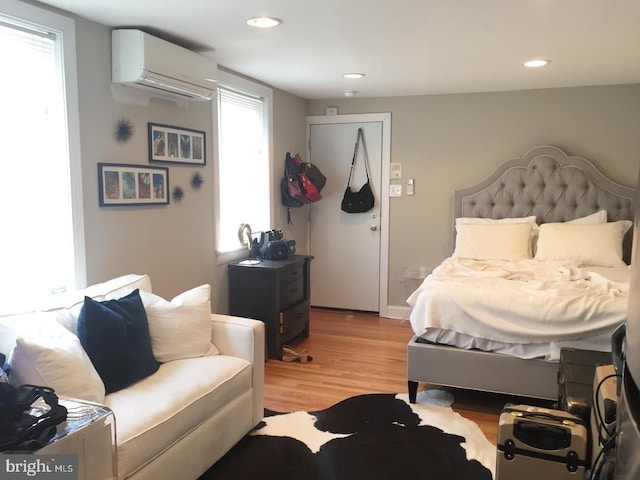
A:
[406, 145, 635, 402]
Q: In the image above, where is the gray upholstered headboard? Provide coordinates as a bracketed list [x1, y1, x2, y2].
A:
[453, 145, 636, 261]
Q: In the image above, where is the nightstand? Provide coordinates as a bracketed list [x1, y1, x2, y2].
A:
[228, 255, 313, 359]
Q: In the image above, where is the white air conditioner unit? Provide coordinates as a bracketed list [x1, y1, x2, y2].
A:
[112, 29, 217, 102]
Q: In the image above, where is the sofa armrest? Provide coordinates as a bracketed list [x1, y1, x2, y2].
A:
[210, 314, 264, 360]
[210, 314, 264, 425]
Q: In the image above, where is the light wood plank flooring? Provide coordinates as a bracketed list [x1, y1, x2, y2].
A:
[264, 308, 522, 445]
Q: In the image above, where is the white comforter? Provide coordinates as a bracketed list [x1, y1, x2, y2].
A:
[406, 257, 629, 344]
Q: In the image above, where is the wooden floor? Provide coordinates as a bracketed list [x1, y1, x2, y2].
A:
[264, 308, 517, 445]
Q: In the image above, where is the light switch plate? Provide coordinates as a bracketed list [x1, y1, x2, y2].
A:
[390, 162, 402, 179]
[390, 184, 402, 197]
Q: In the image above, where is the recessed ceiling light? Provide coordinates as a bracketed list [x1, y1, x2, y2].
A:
[524, 59, 550, 68]
[343, 73, 365, 79]
[246, 16, 283, 28]
[343, 90, 358, 97]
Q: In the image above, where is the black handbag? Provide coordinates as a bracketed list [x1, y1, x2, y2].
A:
[0, 384, 68, 452]
[263, 239, 289, 260]
[341, 128, 375, 213]
[256, 229, 294, 260]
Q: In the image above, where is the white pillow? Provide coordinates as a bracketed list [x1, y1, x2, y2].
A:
[453, 222, 535, 261]
[532, 211, 609, 256]
[566, 210, 607, 224]
[535, 220, 632, 267]
[455, 215, 537, 226]
[140, 284, 219, 363]
[8, 313, 105, 403]
[25, 274, 154, 336]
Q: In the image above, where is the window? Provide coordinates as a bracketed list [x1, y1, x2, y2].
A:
[215, 72, 273, 259]
[0, 1, 84, 312]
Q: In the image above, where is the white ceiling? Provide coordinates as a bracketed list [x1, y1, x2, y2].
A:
[36, 0, 640, 99]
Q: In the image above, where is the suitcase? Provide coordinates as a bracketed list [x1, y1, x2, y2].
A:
[496, 404, 588, 479]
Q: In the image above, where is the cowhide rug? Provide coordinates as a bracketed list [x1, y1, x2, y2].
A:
[200, 391, 496, 479]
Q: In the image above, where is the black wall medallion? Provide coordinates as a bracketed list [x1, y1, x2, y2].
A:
[114, 117, 134, 143]
[172, 185, 185, 202]
[191, 171, 204, 190]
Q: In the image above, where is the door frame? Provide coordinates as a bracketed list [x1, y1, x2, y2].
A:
[306, 113, 391, 317]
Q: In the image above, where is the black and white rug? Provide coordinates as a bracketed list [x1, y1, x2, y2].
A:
[201, 391, 496, 480]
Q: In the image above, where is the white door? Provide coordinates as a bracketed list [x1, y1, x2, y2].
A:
[307, 115, 389, 313]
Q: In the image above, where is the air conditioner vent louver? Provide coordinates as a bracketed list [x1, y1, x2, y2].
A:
[112, 29, 217, 102]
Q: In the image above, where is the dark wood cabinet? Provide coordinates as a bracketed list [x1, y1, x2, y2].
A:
[228, 255, 313, 359]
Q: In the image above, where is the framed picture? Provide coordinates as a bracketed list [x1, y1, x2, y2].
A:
[98, 163, 169, 206]
[148, 122, 206, 165]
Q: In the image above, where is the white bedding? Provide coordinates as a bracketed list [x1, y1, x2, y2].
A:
[416, 328, 615, 361]
[407, 257, 629, 353]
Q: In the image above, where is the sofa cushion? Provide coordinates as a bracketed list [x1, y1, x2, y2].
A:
[7, 312, 105, 403]
[105, 354, 252, 477]
[78, 289, 159, 394]
[37, 274, 153, 335]
[140, 285, 219, 363]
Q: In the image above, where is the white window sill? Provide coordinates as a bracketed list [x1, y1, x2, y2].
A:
[216, 247, 250, 266]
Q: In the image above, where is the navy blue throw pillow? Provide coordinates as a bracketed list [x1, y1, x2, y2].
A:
[77, 289, 159, 394]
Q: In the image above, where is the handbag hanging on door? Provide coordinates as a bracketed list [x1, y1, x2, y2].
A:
[341, 128, 375, 213]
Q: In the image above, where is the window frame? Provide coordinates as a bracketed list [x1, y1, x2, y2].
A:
[1, 0, 86, 290]
[214, 70, 274, 264]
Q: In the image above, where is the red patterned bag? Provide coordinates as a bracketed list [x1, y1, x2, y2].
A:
[283, 153, 309, 205]
[292, 153, 322, 202]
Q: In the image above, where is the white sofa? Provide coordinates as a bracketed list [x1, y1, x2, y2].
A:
[0, 274, 265, 480]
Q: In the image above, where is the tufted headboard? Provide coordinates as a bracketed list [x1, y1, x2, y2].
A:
[454, 145, 636, 261]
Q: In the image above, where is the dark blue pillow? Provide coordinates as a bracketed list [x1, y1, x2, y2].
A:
[77, 289, 159, 394]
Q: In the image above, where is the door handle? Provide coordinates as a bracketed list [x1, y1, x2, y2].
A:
[370, 225, 378, 231]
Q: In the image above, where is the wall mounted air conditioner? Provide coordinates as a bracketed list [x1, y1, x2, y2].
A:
[112, 29, 217, 102]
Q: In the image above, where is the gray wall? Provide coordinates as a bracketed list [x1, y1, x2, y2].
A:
[71, 14, 307, 311]
[308, 84, 640, 307]
[273, 89, 310, 250]
[40, 2, 640, 314]
[76, 18, 215, 299]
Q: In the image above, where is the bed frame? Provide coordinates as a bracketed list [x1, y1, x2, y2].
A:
[407, 145, 635, 402]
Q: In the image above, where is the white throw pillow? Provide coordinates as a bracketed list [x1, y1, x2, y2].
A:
[535, 221, 632, 267]
[566, 210, 608, 224]
[455, 215, 537, 226]
[140, 284, 219, 363]
[8, 313, 105, 403]
[532, 211, 609, 256]
[453, 222, 535, 261]
[28, 274, 153, 336]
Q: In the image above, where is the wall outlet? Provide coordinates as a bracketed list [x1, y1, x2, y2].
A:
[390, 162, 402, 179]
[390, 184, 402, 197]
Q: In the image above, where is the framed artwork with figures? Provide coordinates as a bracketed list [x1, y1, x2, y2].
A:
[148, 122, 205, 165]
[98, 163, 169, 206]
